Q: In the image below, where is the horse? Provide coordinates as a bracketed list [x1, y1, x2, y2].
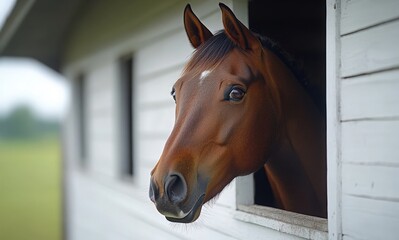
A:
[149, 3, 327, 223]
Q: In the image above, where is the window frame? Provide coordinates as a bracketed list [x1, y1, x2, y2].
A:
[117, 54, 135, 178]
[75, 73, 87, 168]
[232, 0, 341, 239]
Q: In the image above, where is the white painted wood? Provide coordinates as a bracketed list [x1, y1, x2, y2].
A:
[232, 0, 248, 26]
[137, 69, 181, 105]
[61, 0, 369, 239]
[339, 1, 399, 240]
[64, 0, 226, 74]
[135, 30, 192, 78]
[236, 175, 254, 206]
[341, 0, 399, 34]
[135, 10, 223, 78]
[213, 179, 236, 209]
[341, 0, 399, 35]
[138, 105, 175, 136]
[342, 194, 399, 240]
[342, 121, 399, 167]
[67, 170, 306, 240]
[341, 20, 399, 77]
[342, 163, 399, 200]
[66, 76, 85, 168]
[341, 120, 399, 166]
[236, 205, 327, 240]
[137, 138, 167, 167]
[341, 70, 399, 120]
[84, 63, 119, 178]
[326, 0, 342, 239]
[86, 92, 113, 115]
[67, 172, 185, 240]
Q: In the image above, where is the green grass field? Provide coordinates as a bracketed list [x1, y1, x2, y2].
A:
[0, 137, 61, 240]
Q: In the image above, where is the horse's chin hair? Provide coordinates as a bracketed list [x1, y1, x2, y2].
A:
[162, 182, 234, 232]
[205, 193, 220, 207]
[168, 215, 206, 232]
[167, 193, 224, 231]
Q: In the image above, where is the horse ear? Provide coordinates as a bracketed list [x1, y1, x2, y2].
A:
[184, 4, 213, 48]
[219, 3, 261, 51]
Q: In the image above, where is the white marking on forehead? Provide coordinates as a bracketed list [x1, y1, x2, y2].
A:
[199, 70, 212, 85]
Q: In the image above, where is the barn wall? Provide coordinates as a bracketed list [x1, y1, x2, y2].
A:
[63, 0, 307, 239]
[339, 0, 399, 239]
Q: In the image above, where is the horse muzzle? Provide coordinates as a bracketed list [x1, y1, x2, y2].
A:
[149, 172, 207, 223]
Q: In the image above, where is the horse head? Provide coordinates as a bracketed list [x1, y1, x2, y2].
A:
[149, 3, 285, 223]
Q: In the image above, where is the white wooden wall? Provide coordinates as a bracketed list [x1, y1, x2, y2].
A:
[338, 0, 399, 239]
[62, 0, 399, 239]
[63, 0, 312, 239]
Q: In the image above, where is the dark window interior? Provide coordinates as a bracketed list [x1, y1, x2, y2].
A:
[76, 74, 86, 166]
[248, 0, 326, 211]
[119, 55, 134, 177]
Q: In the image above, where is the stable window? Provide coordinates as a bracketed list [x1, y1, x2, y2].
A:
[76, 73, 87, 168]
[235, 0, 328, 238]
[118, 55, 134, 177]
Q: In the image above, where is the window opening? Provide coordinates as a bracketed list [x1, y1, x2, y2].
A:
[249, 0, 326, 218]
[76, 74, 86, 166]
[119, 55, 134, 177]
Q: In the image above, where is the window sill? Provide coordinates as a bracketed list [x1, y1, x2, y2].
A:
[235, 204, 328, 240]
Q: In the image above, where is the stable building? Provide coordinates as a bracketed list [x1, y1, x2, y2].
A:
[1, 0, 399, 239]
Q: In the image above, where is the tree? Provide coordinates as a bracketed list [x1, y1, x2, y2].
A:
[0, 105, 39, 139]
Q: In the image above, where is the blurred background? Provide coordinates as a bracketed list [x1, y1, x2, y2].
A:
[0, 1, 68, 239]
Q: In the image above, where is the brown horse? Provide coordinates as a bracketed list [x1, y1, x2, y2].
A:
[149, 3, 326, 223]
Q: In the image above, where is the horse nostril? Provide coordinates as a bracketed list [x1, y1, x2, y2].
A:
[165, 173, 187, 204]
[149, 179, 158, 203]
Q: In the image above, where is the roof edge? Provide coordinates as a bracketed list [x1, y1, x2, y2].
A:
[0, 0, 35, 53]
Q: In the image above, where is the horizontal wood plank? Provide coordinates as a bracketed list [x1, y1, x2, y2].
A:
[342, 163, 399, 200]
[341, 120, 399, 166]
[134, 30, 191, 78]
[87, 140, 118, 177]
[341, 69, 399, 120]
[68, 169, 301, 240]
[342, 194, 399, 240]
[68, 172, 186, 240]
[341, 20, 399, 77]
[234, 209, 327, 240]
[137, 138, 167, 167]
[341, 0, 399, 35]
[87, 114, 117, 142]
[137, 69, 181, 105]
[135, 10, 223, 78]
[137, 106, 175, 136]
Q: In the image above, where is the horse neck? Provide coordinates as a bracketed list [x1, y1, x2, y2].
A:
[263, 50, 327, 217]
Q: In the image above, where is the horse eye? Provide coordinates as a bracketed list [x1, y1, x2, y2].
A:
[227, 86, 246, 102]
[171, 88, 176, 102]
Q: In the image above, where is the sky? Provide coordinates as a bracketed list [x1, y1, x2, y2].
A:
[0, 58, 70, 120]
[0, 0, 70, 120]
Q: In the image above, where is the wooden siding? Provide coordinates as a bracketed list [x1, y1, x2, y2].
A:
[62, 0, 399, 239]
[341, 70, 399, 120]
[341, 20, 399, 77]
[339, 1, 399, 239]
[341, 0, 399, 35]
[85, 62, 119, 177]
[63, 0, 312, 239]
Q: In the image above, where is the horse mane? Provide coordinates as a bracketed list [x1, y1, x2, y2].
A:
[183, 31, 324, 113]
[183, 31, 235, 74]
